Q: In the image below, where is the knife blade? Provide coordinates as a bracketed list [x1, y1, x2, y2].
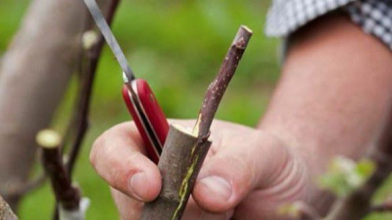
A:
[83, 0, 170, 163]
[84, 0, 135, 83]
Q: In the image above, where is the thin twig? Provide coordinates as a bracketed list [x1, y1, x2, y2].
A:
[369, 200, 392, 213]
[0, 174, 46, 199]
[193, 25, 252, 138]
[50, 1, 121, 219]
[1, 149, 46, 199]
[65, 0, 121, 176]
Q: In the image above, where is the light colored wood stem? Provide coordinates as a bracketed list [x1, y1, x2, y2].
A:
[0, 196, 18, 220]
[141, 125, 212, 220]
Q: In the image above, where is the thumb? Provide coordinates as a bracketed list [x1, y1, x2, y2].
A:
[192, 130, 300, 213]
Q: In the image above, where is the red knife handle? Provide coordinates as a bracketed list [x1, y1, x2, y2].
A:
[122, 79, 169, 164]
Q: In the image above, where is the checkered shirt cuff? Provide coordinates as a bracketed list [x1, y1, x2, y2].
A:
[266, 0, 392, 50]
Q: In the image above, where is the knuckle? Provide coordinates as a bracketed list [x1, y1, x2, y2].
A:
[90, 136, 103, 166]
[89, 125, 122, 167]
[89, 127, 117, 170]
[233, 158, 255, 195]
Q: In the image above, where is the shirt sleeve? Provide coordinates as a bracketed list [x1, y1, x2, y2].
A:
[266, 0, 392, 50]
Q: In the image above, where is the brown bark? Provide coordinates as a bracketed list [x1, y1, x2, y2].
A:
[194, 26, 253, 137]
[0, 0, 90, 209]
[141, 125, 212, 220]
[369, 200, 392, 213]
[0, 196, 18, 220]
[40, 138, 80, 211]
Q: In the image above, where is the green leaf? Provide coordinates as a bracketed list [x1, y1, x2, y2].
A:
[355, 159, 376, 180]
[317, 156, 376, 198]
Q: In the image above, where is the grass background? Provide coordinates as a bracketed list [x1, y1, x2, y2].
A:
[0, 0, 391, 219]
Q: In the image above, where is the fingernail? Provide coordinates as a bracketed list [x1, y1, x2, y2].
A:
[199, 176, 232, 202]
[129, 172, 147, 200]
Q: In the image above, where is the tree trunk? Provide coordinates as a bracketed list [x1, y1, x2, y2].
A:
[0, 0, 92, 210]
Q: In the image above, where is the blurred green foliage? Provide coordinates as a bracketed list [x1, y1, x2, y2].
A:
[1, 0, 391, 219]
[318, 157, 375, 198]
[0, 1, 279, 219]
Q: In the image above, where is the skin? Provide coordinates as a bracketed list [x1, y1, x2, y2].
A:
[90, 13, 392, 219]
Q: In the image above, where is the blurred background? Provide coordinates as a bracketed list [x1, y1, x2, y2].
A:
[0, 0, 390, 219]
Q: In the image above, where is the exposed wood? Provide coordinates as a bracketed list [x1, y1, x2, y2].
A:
[141, 26, 252, 220]
[0, 0, 91, 209]
[141, 124, 212, 220]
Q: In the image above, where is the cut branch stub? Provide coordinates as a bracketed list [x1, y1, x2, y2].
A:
[141, 124, 212, 220]
[37, 130, 81, 211]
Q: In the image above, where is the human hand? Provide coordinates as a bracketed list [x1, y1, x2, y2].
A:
[90, 120, 309, 219]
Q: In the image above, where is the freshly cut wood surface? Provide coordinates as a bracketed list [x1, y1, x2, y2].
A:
[142, 25, 252, 220]
[141, 124, 211, 220]
[0, 196, 18, 220]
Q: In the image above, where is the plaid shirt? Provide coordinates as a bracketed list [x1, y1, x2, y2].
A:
[266, 0, 392, 50]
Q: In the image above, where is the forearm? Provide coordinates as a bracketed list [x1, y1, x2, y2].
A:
[259, 13, 392, 187]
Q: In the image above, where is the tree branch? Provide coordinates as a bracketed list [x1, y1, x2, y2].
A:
[0, 196, 18, 220]
[141, 25, 252, 220]
[0, 173, 46, 200]
[51, 1, 121, 219]
[369, 200, 392, 214]
[38, 130, 81, 211]
[193, 26, 253, 138]
[66, 0, 121, 176]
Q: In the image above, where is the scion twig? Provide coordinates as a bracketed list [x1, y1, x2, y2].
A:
[193, 25, 253, 138]
[142, 25, 252, 220]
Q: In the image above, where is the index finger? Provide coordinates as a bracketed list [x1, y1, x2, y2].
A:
[90, 122, 162, 202]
